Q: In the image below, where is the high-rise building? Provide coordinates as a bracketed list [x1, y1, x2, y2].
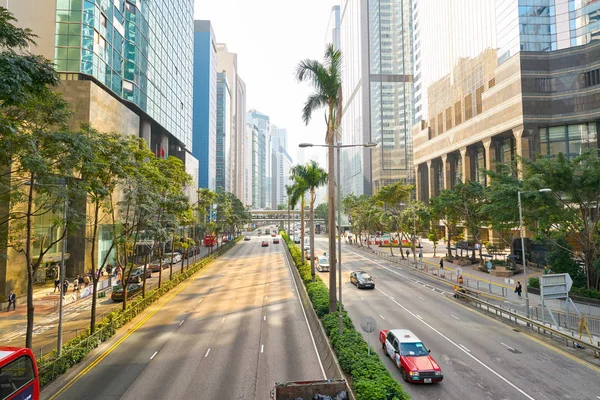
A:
[247, 110, 271, 209]
[413, 0, 600, 244]
[340, 0, 414, 196]
[216, 44, 246, 201]
[270, 125, 294, 209]
[3, 0, 196, 291]
[216, 72, 231, 192]
[193, 20, 217, 190]
[244, 123, 256, 207]
[325, 5, 341, 51]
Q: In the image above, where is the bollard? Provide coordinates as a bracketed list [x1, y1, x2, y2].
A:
[477, 281, 480, 291]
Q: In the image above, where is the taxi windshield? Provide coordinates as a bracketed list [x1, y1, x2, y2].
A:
[400, 342, 429, 356]
[358, 273, 371, 279]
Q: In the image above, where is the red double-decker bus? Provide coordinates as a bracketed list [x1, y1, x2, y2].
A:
[204, 235, 217, 247]
[0, 347, 40, 400]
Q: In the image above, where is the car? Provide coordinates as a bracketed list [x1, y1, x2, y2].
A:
[273, 238, 280, 244]
[164, 252, 182, 264]
[379, 329, 443, 384]
[304, 250, 317, 260]
[149, 260, 168, 272]
[350, 271, 375, 289]
[271, 233, 276, 237]
[127, 267, 152, 284]
[293, 236, 301, 244]
[111, 283, 143, 302]
[244, 235, 251, 241]
[262, 241, 269, 247]
[317, 256, 330, 272]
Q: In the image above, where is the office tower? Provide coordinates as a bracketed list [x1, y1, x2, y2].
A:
[271, 126, 294, 209]
[340, 0, 414, 196]
[193, 20, 217, 190]
[247, 110, 271, 209]
[216, 72, 231, 192]
[413, 0, 600, 244]
[216, 44, 246, 201]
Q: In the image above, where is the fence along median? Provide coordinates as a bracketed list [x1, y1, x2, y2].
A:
[37, 236, 242, 388]
[281, 232, 410, 400]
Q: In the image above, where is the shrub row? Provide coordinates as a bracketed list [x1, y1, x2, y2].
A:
[281, 232, 410, 400]
[37, 236, 243, 388]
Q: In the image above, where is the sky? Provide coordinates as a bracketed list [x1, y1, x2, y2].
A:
[194, 0, 339, 165]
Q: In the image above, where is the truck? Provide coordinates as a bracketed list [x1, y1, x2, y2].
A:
[271, 380, 350, 400]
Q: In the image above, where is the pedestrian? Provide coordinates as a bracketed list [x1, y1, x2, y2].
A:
[439, 258, 444, 269]
[63, 279, 69, 294]
[7, 291, 16, 311]
[515, 281, 522, 299]
[83, 274, 90, 287]
[406, 249, 410, 258]
[73, 277, 79, 293]
[54, 277, 60, 293]
[78, 275, 84, 286]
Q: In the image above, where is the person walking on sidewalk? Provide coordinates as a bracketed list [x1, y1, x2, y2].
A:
[54, 278, 60, 293]
[439, 258, 444, 269]
[515, 281, 522, 299]
[406, 249, 410, 258]
[7, 291, 16, 311]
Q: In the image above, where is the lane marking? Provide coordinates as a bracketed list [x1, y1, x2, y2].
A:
[375, 286, 535, 400]
[451, 315, 460, 320]
[221, 318, 225, 324]
[264, 315, 266, 321]
[179, 320, 185, 326]
[459, 344, 471, 353]
[419, 296, 425, 300]
[265, 296, 268, 300]
[150, 351, 158, 360]
[198, 298, 203, 304]
[204, 348, 211, 358]
[501, 342, 515, 351]
[261, 345, 264, 353]
[416, 315, 423, 320]
[380, 315, 386, 320]
[360, 296, 364, 300]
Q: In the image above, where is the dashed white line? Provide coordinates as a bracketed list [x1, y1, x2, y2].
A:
[360, 296, 365, 300]
[380, 315, 386, 320]
[221, 318, 225, 324]
[179, 320, 185, 326]
[204, 348, 211, 358]
[198, 298, 203, 304]
[265, 296, 268, 300]
[419, 296, 425, 300]
[264, 315, 266, 321]
[261, 345, 264, 353]
[459, 344, 471, 353]
[150, 351, 158, 360]
[501, 342, 515, 351]
[451, 315, 460, 320]
[416, 314, 423, 320]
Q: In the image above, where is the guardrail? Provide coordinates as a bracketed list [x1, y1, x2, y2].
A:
[456, 291, 600, 358]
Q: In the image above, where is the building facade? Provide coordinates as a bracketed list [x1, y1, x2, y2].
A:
[193, 20, 217, 190]
[247, 110, 271, 209]
[3, 0, 196, 298]
[270, 125, 293, 209]
[413, 0, 600, 238]
[216, 72, 231, 192]
[340, 0, 414, 197]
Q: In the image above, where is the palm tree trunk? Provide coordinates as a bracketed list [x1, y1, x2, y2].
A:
[301, 195, 305, 257]
[310, 189, 316, 282]
[327, 122, 337, 313]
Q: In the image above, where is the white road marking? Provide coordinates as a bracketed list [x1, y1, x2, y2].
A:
[360, 296, 365, 300]
[221, 318, 225, 324]
[150, 351, 158, 360]
[380, 315, 386, 320]
[459, 344, 471, 353]
[204, 348, 211, 358]
[451, 315, 460, 320]
[198, 298, 203, 304]
[501, 342, 515, 351]
[179, 320, 185, 326]
[419, 296, 425, 300]
[416, 315, 423, 319]
[261, 345, 264, 353]
[375, 286, 535, 400]
[264, 315, 266, 321]
[265, 296, 268, 300]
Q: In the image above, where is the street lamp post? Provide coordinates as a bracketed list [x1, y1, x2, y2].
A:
[300, 141, 377, 335]
[518, 188, 551, 318]
[57, 194, 68, 356]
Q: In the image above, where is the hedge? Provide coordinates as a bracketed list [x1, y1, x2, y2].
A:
[281, 232, 410, 400]
[37, 236, 243, 388]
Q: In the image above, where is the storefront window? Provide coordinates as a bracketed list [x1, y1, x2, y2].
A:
[539, 122, 598, 158]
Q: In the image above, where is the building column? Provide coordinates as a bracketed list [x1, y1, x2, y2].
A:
[513, 127, 530, 178]
[140, 119, 151, 150]
[482, 138, 495, 185]
[427, 160, 435, 199]
[161, 134, 169, 158]
[441, 155, 450, 190]
[415, 165, 421, 201]
[460, 147, 471, 183]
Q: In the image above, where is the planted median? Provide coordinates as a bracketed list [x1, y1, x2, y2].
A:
[37, 236, 242, 388]
[281, 232, 409, 400]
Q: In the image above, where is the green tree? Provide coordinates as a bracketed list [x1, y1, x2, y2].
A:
[375, 181, 413, 257]
[291, 161, 328, 282]
[296, 43, 343, 312]
[314, 203, 328, 228]
[430, 188, 463, 258]
[196, 188, 217, 251]
[546, 236, 586, 288]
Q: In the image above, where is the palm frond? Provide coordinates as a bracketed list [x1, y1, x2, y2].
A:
[302, 93, 327, 125]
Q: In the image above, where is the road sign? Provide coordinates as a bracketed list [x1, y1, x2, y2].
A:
[504, 278, 515, 285]
[540, 273, 572, 300]
[455, 268, 462, 277]
[486, 261, 493, 270]
[360, 316, 377, 333]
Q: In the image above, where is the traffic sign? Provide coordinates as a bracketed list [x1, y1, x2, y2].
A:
[541, 273, 572, 300]
[486, 261, 493, 270]
[504, 278, 515, 285]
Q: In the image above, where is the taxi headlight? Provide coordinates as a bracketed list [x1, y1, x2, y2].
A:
[435, 371, 442, 376]
[409, 371, 419, 377]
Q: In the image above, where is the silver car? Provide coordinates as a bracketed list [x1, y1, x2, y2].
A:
[317, 256, 330, 272]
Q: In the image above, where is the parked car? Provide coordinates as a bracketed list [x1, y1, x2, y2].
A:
[262, 241, 269, 247]
[149, 260, 168, 272]
[304, 251, 317, 261]
[273, 238, 280, 244]
[350, 271, 375, 289]
[271, 233, 276, 237]
[379, 329, 443, 384]
[127, 267, 152, 284]
[244, 235, 251, 241]
[164, 252, 182, 264]
[317, 256, 330, 272]
[111, 283, 143, 302]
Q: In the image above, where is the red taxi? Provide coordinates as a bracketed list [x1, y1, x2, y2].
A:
[379, 329, 443, 384]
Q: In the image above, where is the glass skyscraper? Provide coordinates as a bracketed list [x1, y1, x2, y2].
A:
[216, 72, 231, 192]
[247, 110, 271, 209]
[340, 0, 414, 196]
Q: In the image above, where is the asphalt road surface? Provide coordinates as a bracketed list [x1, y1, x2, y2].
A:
[312, 236, 600, 400]
[45, 231, 323, 400]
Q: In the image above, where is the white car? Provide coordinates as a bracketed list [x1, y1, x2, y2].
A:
[164, 252, 182, 264]
[317, 256, 330, 272]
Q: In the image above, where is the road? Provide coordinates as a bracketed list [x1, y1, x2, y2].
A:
[312, 236, 600, 400]
[44, 231, 323, 400]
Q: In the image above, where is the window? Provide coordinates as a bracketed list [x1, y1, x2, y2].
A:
[400, 342, 429, 356]
[464, 94, 473, 121]
[476, 86, 484, 115]
[535, 78, 555, 93]
[0, 356, 35, 399]
[583, 69, 600, 88]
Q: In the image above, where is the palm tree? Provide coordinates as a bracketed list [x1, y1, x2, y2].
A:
[296, 44, 343, 312]
[286, 184, 297, 235]
[292, 161, 328, 282]
[288, 174, 309, 260]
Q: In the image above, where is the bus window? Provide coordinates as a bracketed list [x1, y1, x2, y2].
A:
[0, 348, 39, 400]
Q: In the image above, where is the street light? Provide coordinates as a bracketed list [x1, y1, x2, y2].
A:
[518, 188, 551, 318]
[299, 141, 377, 335]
